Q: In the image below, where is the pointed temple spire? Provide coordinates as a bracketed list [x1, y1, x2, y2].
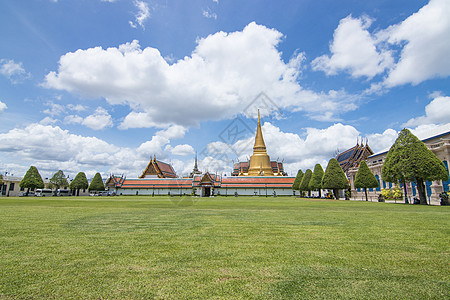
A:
[247, 109, 274, 176]
[194, 151, 198, 170]
[189, 151, 202, 178]
[253, 109, 267, 150]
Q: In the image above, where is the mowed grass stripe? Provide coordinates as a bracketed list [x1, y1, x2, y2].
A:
[0, 196, 448, 299]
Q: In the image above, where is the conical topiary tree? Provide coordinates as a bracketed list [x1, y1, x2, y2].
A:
[382, 128, 448, 205]
[49, 170, 69, 191]
[89, 173, 105, 192]
[354, 161, 379, 202]
[299, 169, 312, 197]
[309, 164, 325, 198]
[292, 170, 304, 192]
[20, 166, 44, 195]
[70, 172, 89, 196]
[322, 158, 349, 200]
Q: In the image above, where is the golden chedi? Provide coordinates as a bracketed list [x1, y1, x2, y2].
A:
[247, 110, 274, 176]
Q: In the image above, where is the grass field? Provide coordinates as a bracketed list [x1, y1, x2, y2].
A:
[0, 196, 448, 299]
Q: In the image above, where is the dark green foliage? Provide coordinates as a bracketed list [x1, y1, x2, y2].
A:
[299, 169, 312, 193]
[0, 174, 3, 185]
[89, 173, 105, 192]
[49, 170, 69, 190]
[382, 129, 448, 205]
[354, 161, 379, 201]
[292, 170, 304, 190]
[20, 166, 44, 193]
[70, 172, 89, 196]
[309, 164, 324, 197]
[322, 158, 349, 200]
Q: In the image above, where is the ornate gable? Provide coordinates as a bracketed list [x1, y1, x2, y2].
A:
[139, 157, 177, 179]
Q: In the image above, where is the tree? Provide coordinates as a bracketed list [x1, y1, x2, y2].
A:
[0, 174, 3, 185]
[292, 170, 304, 192]
[20, 166, 44, 195]
[70, 172, 89, 196]
[49, 170, 69, 191]
[309, 164, 325, 198]
[382, 130, 410, 204]
[299, 169, 313, 197]
[322, 158, 349, 200]
[382, 129, 448, 205]
[89, 173, 105, 192]
[354, 161, 379, 201]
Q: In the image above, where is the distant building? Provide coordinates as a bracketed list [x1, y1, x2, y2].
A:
[232, 110, 287, 176]
[336, 139, 373, 174]
[107, 109, 295, 196]
[0, 176, 23, 197]
[139, 156, 177, 178]
[189, 153, 202, 178]
[345, 131, 450, 204]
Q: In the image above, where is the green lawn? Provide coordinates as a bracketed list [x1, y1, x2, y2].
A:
[0, 196, 448, 299]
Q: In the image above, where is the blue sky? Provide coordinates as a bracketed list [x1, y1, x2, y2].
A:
[0, 0, 449, 179]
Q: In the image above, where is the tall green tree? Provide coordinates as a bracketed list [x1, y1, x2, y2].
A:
[0, 174, 3, 185]
[70, 172, 89, 196]
[382, 129, 448, 205]
[309, 164, 325, 198]
[49, 170, 69, 191]
[322, 158, 349, 200]
[354, 161, 379, 202]
[299, 169, 313, 197]
[89, 173, 105, 192]
[20, 166, 44, 195]
[292, 170, 304, 192]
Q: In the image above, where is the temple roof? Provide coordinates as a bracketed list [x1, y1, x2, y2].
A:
[336, 142, 373, 173]
[139, 157, 177, 178]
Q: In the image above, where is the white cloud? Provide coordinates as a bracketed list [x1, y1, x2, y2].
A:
[384, 0, 450, 86]
[0, 101, 7, 113]
[202, 8, 217, 20]
[403, 96, 450, 127]
[366, 128, 398, 154]
[200, 122, 360, 176]
[410, 123, 450, 140]
[157, 125, 187, 139]
[313, 0, 450, 88]
[129, 0, 150, 29]
[45, 23, 360, 127]
[81, 107, 113, 130]
[165, 144, 195, 156]
[0, 59, 31, 83]
[64, 115, 84, 125]
[119, 111, 170, 129]
[43, 102, 66, 116]
[0, 124, 119, 169]
[0, 122, 190, 178]
[311, 15, 393, 78]
[67, 104, 87, 112]
[39, 117, 58, 125]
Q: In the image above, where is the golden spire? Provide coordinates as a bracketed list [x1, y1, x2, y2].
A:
[253, 109, 267, 150]
[247, 109, 274, 176]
